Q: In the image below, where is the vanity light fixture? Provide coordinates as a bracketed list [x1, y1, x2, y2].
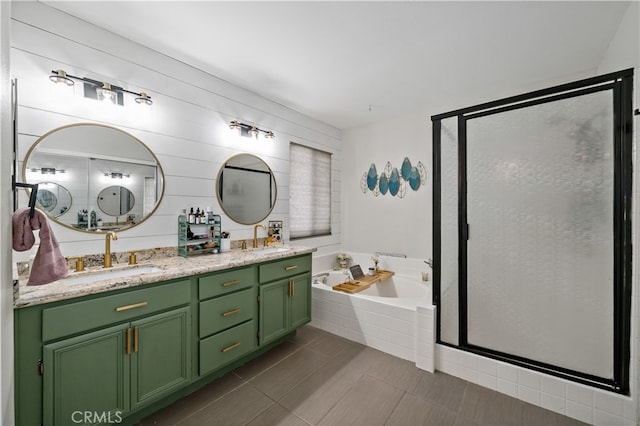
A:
[48, 69, 153, 106]
[229, 120, 275, 140]
[105, 172, 130, 179]
[30, 167, 65, 175]
[49, 69, 74, 86]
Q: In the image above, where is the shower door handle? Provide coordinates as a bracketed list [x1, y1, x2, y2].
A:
[462, 223, 470, 240]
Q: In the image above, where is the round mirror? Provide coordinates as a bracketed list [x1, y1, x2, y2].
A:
[35, 182, 72, 218]
[98, 185, 136, 216]
[23, 123, 164, 233]
[216, 154, 277, 224]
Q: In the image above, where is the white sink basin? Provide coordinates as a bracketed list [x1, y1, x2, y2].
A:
[253, 247, 291, 255]
[59, 265, 162, 286]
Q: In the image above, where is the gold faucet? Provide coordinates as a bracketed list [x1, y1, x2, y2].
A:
[253, 224, 266, 248]
[104, 231, 118, 268]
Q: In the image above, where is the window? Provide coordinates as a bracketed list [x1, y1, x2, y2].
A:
[289, 142, 332, 239]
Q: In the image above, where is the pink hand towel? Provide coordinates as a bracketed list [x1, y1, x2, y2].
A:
[13, 208, 68, 285]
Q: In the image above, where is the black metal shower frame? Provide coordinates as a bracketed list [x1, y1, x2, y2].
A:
[431, 68, 634, 394]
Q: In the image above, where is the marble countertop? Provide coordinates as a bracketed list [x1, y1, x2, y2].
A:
[14, 245, 316, 308]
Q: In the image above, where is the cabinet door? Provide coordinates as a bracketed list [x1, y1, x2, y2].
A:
[43, 324, 130, 426]
[130, 307, 191, 410]
[259, 279, 289, 345]
[290, 274, 311, 329]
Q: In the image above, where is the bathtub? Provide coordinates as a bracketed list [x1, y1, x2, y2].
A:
[310, 268, 436, 372]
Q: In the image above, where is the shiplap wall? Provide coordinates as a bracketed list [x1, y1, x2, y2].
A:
[11, 1, 342, 260]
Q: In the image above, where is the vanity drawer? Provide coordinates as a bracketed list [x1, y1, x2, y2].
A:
[42, 280, 191, 342]
[199, 320, 256, 375]
[259, 255, 311, 283]
[199, 288, 256, 338]
[199, 266, 256, 299]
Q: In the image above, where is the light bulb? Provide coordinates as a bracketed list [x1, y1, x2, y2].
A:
[49, 70, 74, 86]
[96, 82, 116, 104]
[134, 92, 153, 105]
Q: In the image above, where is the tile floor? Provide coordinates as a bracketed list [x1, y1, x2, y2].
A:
[138, 325, 587, 426]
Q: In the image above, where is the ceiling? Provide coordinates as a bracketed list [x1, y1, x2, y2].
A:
[42, 1, 630, 130]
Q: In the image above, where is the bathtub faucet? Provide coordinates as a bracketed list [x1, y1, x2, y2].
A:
[375, 252, 407, 258]
[312, 272, 330, 284]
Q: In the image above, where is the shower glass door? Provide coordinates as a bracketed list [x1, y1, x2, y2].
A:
[432, 69, 633, 393]
[466, 90, 614, 379]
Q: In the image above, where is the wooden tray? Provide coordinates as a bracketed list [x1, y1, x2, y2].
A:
[332, 269, 394, 294]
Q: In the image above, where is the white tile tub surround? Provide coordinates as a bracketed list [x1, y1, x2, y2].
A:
[310, 251, 435, 372]
[312, 249, 639, 425]
[435, 344, 638, 425]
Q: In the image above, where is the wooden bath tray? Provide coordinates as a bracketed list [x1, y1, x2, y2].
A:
[332, 269, 394, 294]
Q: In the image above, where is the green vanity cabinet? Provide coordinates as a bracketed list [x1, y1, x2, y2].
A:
[258, 255, 312, 345]
[129, 307, 191, 409]
[258, 279, 290, 344]
[15, 251, 313, 426]
[16, 279, 192, 426]
[290, 274, 311, 329]
[43, 323, 130, 426]
[42, 307, 190, 425]
[198, 266, 258, 375]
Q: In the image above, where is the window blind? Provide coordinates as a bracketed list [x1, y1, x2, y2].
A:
[289, 142, 331, 239]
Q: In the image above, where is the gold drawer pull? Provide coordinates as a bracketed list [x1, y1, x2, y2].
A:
[285, 265, 298, 271]
[222, 308, 241, 317]
[222, 342, 241, 353]
[125, 328, 132, 355]
[222, 279, 241, 287]
[116, 301, 148, 312]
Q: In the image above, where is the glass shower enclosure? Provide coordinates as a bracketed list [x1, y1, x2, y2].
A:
[432, 69, 634, 393]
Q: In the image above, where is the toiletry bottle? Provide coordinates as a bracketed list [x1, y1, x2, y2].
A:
[205, 206, 212, 224]
[188, 207, 195, 224]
